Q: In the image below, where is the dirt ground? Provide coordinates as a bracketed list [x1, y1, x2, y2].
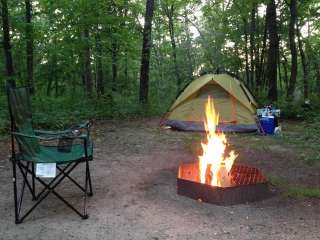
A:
[0, 118, 319, 240]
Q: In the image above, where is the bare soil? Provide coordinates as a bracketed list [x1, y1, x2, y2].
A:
[0, 118, 319, 240]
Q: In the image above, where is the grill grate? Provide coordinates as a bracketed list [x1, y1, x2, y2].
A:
[177, 163, 270, 205]
[231, 165, 267, 186]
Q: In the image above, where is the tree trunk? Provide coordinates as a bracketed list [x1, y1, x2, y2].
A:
[124, 49, 129, 85]
[183, 7, 194, 81]
[297, 27, 308, 99]
[153, 17, 166, 99]
[95, 34, 104, 96]
[139, 0, 155, 104]
[281, 51, 289, 92]
[1, 0, 15, 87]
[244, 19, 250, 87]
[153, 45, 163, 99]
[47, 51, 57, 96]
[47, 76, 53, 96]
[123, 2, 129, 87]
[78, 32, 86, 87]
[256, 17, 268, 91]
[266, 0, 278, 101]
[287, 0, 298, 97]
[234, 42, 240, 77]
[315, 61, 320, 94]
[83, 28, 92, 96]
[25, 0, 34, 94]
[54, 39, 58, 97]
[277, 45, 282, 92]
[111, 41, 118, 92]
[249, 5, 256, 90]
[164, 4, 182, 93]
[46, 2, 57, 96]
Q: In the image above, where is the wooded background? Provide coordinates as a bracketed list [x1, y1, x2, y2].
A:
[1, 0, 320, 130]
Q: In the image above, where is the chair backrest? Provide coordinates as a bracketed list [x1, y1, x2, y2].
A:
[7, 87, 39, 157]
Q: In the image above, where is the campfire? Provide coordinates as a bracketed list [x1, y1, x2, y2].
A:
[177, 96, 269, 205]
[198, 96, 238, 187]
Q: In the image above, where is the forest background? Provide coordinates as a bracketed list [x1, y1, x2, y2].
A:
[1, 0, 320, 133]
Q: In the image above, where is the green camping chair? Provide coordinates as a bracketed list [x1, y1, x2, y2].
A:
[7, 86, 93, 224]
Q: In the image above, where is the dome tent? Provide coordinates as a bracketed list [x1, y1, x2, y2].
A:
[162, 74, 258, 132]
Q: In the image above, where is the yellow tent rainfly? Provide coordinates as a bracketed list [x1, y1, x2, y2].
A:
[162, 73, 258, 133]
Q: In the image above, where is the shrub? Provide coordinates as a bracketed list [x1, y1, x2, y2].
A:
[0, 90, 169, 134]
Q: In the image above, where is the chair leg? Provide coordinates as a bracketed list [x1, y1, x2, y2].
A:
[17, 162, 89, 222]
[56, 165, 92, 196]
[12, 159, 93, 223]
[17, 162, 29, 217]
[12, 159, 21, 224]
[31, 162, 36, 200]
[87, 161, 93, 196]
[17, 162, 37, 201]
[82, 158, 89, 219]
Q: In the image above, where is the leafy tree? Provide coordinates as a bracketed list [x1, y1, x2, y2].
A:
[139, 0, 155, 104]
[1, 0, 320, 127]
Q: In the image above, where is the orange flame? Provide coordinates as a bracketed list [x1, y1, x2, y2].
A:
[198, 96, 238, 187]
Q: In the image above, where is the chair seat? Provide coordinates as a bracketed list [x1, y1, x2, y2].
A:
[18, 142, 93, 164]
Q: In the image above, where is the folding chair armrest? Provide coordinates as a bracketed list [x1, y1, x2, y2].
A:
[35, 121, 92, 137]
[77, 120, 92, 129]
[34, 129, 73, 136]
[71, 120, 92, 140]
[12, 131, 89, 141]
[12, 131, 60, 141]
[69, 120, 92, 131]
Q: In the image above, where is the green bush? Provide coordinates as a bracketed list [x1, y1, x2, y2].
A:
[276, 98, 305, 119]
[254, 89, 320, 120]
[0, 90, 169, 134]
[272, 94, 320, 120]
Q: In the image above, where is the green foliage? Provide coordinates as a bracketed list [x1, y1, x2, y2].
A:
[1, 0, 320, 133]
[0, 89, 169, 134]
[255, 89, 320, 120]
[275, 95, 320, 120]
[31, 94, 111, 129]
[276, 98, 305, 119]
[30, 92, 167, 130]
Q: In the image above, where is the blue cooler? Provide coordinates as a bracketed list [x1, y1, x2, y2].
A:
[259, 116, 275, 134]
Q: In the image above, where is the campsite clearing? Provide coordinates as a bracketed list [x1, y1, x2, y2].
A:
[0, 118, 319, 240]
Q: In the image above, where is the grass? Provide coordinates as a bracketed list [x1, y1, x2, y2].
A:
[269, 176, 320, 199]
[278, 121, 320, 166]
[232, 120, 320, 166]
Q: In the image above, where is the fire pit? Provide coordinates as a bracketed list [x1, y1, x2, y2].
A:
[177, 163, 269, 205]
[177, 96, 270, 205]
